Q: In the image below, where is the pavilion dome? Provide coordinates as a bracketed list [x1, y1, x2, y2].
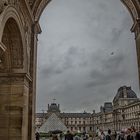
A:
[47, 103, 60, 113]
[113, 86, 137, 103]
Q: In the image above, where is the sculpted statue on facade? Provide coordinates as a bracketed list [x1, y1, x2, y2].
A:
[0, 0, 8, 14]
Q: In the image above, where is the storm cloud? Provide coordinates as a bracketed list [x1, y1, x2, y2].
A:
[36, 0, 139, 113]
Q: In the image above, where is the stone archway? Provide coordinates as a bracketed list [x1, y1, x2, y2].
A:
[0, 3, 31, 139]
[0, 18, 24, 140]
[0, 0, 139, 140]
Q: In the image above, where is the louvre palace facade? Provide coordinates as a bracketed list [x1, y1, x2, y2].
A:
[93, 86, 140, 132]
[36, 103, 94, 133]
[36, 86, 140, 133]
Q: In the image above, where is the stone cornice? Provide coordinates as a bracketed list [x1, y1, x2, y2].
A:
[131, 18, 140, 31]
[0, 73, 32, 81]
[0, 73, 32, 87]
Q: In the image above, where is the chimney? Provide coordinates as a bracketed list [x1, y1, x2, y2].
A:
[123, 86, 127, 98]
[48, 104, 50, 110]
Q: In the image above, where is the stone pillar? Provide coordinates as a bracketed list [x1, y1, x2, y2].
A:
[133, 19, 140, 86]
[28, 23, 38, 140]
[0, 74, 30, 140]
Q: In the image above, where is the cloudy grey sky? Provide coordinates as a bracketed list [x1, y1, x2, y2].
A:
[36, 0, 139, 113]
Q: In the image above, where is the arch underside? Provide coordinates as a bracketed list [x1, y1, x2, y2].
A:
[2, 18, 23, 71]
[0, 18, 23, 139]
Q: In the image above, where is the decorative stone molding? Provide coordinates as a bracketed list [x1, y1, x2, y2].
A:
[131, 18, 140, 38]
[121, 0, 140, 38]
[34, 0, 51, 21]
[0, 75, 30, 85]
[0, 77, 10, 84]
[28, 0, 35, 7]
[10, 37, 23, 69]
[121, 0, 138, 20]
[0, 42, 6, 71]
[0, 0, 8, 14]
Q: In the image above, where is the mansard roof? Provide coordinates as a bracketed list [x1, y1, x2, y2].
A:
[113, 86, 137, 103]
[36, 113, 47, 118]
[60, 112, 92, 118]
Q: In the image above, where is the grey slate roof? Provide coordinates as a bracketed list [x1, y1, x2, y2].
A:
[36, 113, 47, 118]
[113, 86, 137, 102]
[60, 112, 92, 118]
[36, 112, 92, 119]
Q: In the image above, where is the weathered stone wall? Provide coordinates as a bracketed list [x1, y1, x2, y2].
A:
[0, 75, 29, 140]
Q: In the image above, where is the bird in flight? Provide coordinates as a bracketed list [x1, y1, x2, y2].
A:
[110, 52, 114, 55]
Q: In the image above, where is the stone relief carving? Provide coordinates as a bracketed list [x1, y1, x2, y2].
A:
[8, 0, 19, 5]
[35, 0, 51, 21]
[28, 0, 34, 7]
[0, 0, 8, 14]
[10, 37, 23, 69]
[24, 21, 31, 73]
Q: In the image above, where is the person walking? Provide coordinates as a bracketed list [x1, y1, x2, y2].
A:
[52, 134, 59, 140]
[135, 131, 140, 140]
[126, 128, 133, 140]
[118, 131, 125, 140]
[99, 131, 105, 140]
[82, 132, 88, 140]
[35, 132, 40, 140]
[74, 134, 81, 140]
[105, 129, 112, 140]
[65, 130, 74, 140]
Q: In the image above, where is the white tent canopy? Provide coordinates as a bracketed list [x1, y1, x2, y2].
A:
[39, 113, 67, 133]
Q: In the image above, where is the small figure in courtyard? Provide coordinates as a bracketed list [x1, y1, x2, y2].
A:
[135, 131, 140, 140]
[35, 132, 40, 140]
[105, 129, 112, 140]
[99, 131, 105, 140]
[52, 134, 59, 140]
[130, 126, 136, 140]
[118, 131, 125, 140]
[74, 133, 81, 140]
[65, 130, 74, 140]
[59, 133, 63, 140]
[82, 132, 88, 140]
[88, 135, 93, 140]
